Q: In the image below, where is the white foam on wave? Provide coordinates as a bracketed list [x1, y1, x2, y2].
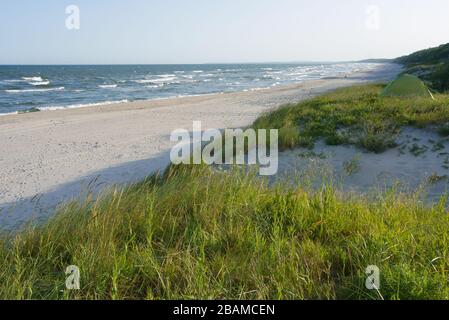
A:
[5, 87, 65, 93]
[98, 84, 118, 89]
[134, 79, 155, 84]
[39, 99, 129, 111]
[3, 77, 48, 85]
[30, 81, 50, 86]
[22, 76, 44, 82]
[3, 79, 24, 83]
[152, 77, 178, 83]
[0, 111, 19, 116]
[134, 76, 179, 85]
[250, 87, 270, 91]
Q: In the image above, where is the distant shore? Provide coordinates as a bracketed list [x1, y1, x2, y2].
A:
[0, 63, 402, 229]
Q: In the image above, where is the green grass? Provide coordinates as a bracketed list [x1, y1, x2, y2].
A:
[0, 164, 448, 300]
[382, 74, 433, 98]
[252, 84, 449, 152]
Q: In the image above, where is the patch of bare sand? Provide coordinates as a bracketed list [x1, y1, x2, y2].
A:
[277, 127, 449, 203]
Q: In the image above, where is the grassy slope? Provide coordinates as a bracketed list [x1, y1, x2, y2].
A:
[396, 43, 449, 92]
[253, 84, 449, 153]
[0, 164, 448, 300]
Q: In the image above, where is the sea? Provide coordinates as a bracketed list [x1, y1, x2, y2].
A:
[0, 63, 380, 115]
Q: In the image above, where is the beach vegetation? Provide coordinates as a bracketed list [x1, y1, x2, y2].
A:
[252, 84, 449, 153]
[0, 164, 448, 300]
[343, 154, 361, 176]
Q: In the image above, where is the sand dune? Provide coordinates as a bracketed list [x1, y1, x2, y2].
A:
[0, 64, 401, 229]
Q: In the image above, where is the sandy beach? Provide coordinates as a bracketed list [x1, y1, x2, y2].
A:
[0, 64, 401, 229]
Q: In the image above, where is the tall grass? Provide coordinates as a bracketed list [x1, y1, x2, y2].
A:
[0, 164, 448, 300]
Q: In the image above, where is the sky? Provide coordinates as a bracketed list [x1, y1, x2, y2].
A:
[0, 0, 448, 64]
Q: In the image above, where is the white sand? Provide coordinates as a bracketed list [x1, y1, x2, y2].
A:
[277, 127, 449, 203]
[0, 63, 401, 229]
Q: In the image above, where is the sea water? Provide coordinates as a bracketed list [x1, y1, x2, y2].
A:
[0, 63, 380, 115]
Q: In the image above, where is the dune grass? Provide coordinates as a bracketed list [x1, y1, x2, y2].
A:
[0, 164, 448, 300]
[252, 84, 449, 153]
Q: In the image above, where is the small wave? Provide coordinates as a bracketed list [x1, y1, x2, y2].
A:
[39, 100, 129, 111]
[22, 76, 44, 82]
[152, 77, 178, 83]
[98, 84, 118, 89]
[3, 79, 24, 83]
[135, 77, 179, 85]
[266, 71, 283, 75]
[250, 87, 270, 91]
[0, 111, 19, 116]
[134, 79, 154, 84]
[3, 77, 48, 85]
[5, 87, 65, 93]
[192, 70, 203, 73]
[30, 81, 50, 86]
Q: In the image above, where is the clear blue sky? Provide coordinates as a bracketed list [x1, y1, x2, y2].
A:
[1, 0, 448, 64]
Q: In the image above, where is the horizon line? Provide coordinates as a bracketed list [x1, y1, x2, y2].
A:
[0, 59, 393, 67]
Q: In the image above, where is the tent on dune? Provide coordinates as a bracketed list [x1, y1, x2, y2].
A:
[381, 74, 434, 99]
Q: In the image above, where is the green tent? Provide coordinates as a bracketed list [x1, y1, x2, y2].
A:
[381, 74, 434, 99]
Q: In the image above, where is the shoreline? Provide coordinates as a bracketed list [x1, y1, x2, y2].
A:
[0, 63, 399, 119]
[0, 63, 402, 229]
